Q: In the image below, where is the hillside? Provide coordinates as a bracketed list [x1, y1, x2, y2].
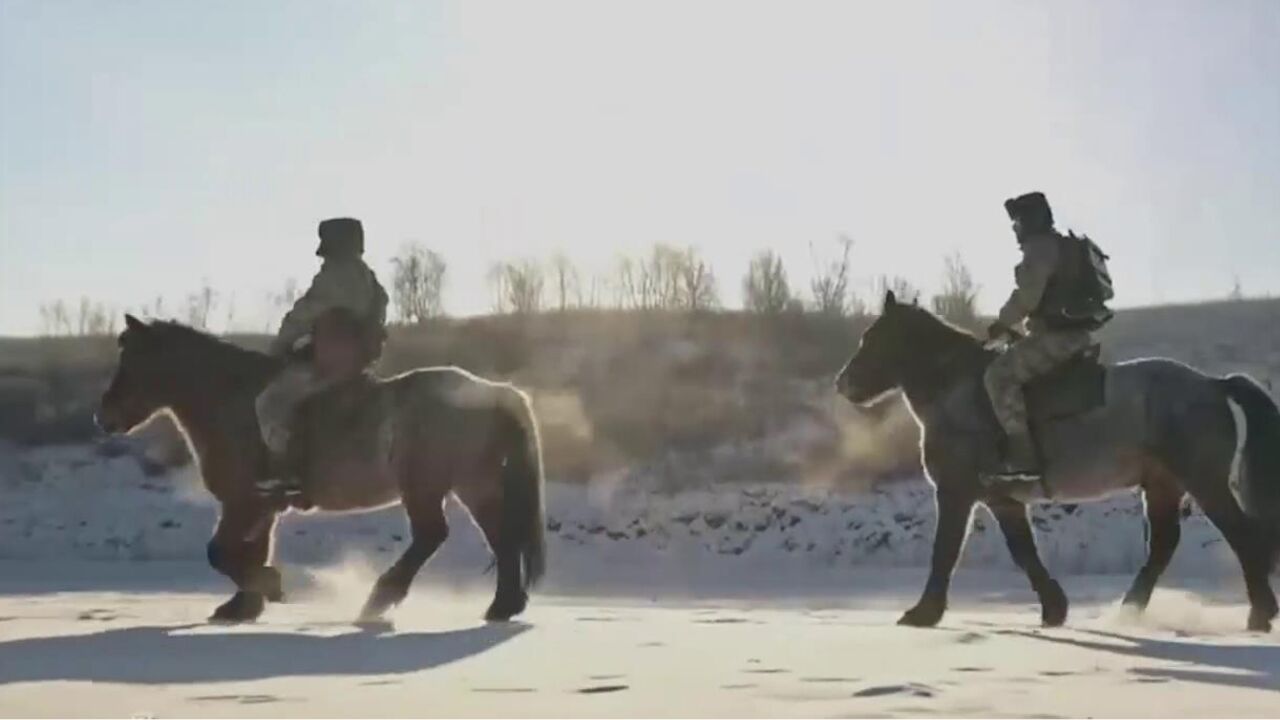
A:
[0, 298, 1277, 488]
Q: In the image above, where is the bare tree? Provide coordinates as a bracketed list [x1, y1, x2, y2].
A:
[52, 299, 71, 335]
[38, 300, 71, 336]
[743, 250, 791, 314]
[84, 302, 113, 336]
[652, 245, 685, 309]
[76, 297, 93, 336]
[876, 275, 922, 306]
[391, 243, 448, 324]
[185, 282, 218, 330]
[263, 279, 300, 330]
[223, 292, 237, 333]
[674, 246, 718, 311]
[931, 253, 980, 328]
[810, 235, 854, 316]
[583, 273, 605, 309]
[491, 259, 545, 314]
[609, 245, 718, 312]
[1228, 274, 1244, 301]
[549, 253, 581, 312]
[613, 256, 641, 310]
[37, 303, 54, 336]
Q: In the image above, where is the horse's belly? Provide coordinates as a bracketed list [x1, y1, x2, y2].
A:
[308, 459, 401, 512]
[1041, 449, 1145, 503]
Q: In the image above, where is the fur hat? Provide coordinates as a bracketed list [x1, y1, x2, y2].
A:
[316, 217, 364, 258]
[1003, 192, 1054, 232]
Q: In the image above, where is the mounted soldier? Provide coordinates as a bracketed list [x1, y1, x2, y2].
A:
[984, 191, 1114, 483]
[254, 217, 389, 498]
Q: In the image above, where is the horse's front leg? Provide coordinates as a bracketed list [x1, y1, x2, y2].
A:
[207, 501, 282, 623]
[900, 486, 976, 628]
[985, 495, 1068, 627]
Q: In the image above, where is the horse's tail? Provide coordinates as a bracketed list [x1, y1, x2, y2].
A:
[1219, 375, 1280, 561]
[495, 386, 547, 590]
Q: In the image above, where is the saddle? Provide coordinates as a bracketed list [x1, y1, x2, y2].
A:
[976, 344, 1107, 496]
[287, 374, 393, 496]
[1023, 344, 1107, 424]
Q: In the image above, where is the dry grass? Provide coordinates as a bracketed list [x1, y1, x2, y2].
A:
[2, 298, 1277, 487]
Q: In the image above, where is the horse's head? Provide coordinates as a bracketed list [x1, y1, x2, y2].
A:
[96, 314, 175, 433]
[835, 291, 916, 406]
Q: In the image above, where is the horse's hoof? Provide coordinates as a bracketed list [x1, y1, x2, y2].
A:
[1246, 613, 1273, 633]
[897, 604, 943, 628]
[209, 591, 265, 624]
[485, 592, 529, 622]
[1040, 582, 1068, 627]
[1041, 605, 1068, 628]
[354, 618, 395, 634]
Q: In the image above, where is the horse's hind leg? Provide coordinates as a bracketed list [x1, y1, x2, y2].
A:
[1121, 473, 1183, 612]
[358, 493, 448, 623]
[466, 493, 529, 622]
[207, 502, 282, 623]
[1190, 482, 1278, 632]
[985, 496, 1068, 627]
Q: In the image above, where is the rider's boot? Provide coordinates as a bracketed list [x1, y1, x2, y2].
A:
[981, 431, 1043, 489]
[255, 450, 305, 503]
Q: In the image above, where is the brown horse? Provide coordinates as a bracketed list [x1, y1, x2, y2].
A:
[837, 292, 1280, 632]
[96, 315, 546, 625]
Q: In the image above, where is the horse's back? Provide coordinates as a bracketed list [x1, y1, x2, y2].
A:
[299, 366, 526, 510]
[1036, 356, 1234, 500]
[381, 365, 525, 416]
[927, 356, 1232, 502]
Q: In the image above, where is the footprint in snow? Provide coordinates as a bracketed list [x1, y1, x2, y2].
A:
[576, 684, 629, 695]
[472, 687, 536, 694]
[191, 694, 283, 705]
[853, 683, 937, 699]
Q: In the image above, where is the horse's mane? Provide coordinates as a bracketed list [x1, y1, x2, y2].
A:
[892, 303, 994, 378]
[900, 303, 984, 349]
[147, 320, 280, 379]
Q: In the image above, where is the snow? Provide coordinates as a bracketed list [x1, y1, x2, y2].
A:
[0, 563, 1277, 718]
[1, 442, 1277, 717]
[0, 443, 1243, 580]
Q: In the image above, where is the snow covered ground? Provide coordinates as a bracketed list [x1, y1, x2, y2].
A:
[0, 563, 1277, 718]
[0, 442, 1249, 579]
[1, 443, 1278, 717]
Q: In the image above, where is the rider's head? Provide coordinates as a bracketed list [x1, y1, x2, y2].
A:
[316, 217, 364, 259]
[1004, 192, 1054, 241]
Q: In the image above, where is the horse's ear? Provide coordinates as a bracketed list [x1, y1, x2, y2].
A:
[883, 290, 897, 310]
[124, 314, 148, 332]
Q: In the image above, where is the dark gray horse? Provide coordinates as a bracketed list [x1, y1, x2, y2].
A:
[836, 291, 1280, 632]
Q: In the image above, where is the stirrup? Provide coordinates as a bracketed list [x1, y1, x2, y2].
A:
[255, 477, 303, 497]
[979, 468, 1043, 484]
[979, 468, 1053, 500]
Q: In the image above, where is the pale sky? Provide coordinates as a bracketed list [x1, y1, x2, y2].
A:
[2, 0, 1278, 335]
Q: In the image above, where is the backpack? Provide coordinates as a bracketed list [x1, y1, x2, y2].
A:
[1071, 230, 1113, 303]
[1038, 231, 1114, 331]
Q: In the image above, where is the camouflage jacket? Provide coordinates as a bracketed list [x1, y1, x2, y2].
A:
[996, 230, 1067, 336]
[271, 257, 388, 357]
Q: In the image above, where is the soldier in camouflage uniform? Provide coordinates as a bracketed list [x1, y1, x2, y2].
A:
[983, 192, 1096, 482]
[255, 217, 389, 497]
